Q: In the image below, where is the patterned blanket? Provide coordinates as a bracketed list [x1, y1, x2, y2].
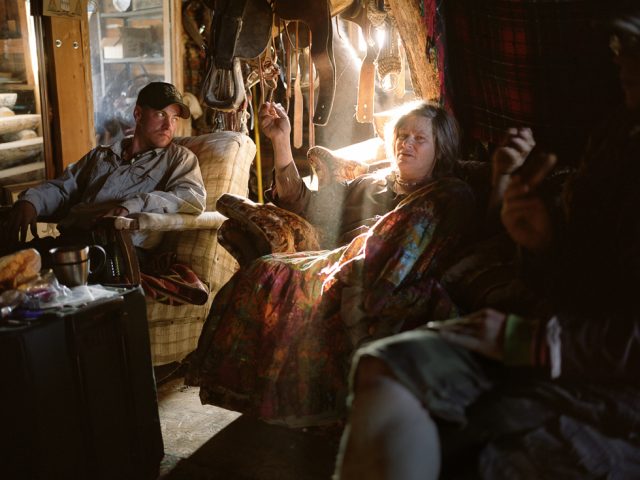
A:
[140, 252, 209, 306]
[187, 177, 476, 426]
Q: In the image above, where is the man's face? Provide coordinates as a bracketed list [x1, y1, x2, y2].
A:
[133, 103, 181, 149]
[612, 32, 640, 110]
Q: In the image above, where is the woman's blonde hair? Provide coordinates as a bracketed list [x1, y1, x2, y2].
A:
[385, 101, 461, 179]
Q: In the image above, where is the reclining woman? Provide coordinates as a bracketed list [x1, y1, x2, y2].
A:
[186, 101, 499, 426]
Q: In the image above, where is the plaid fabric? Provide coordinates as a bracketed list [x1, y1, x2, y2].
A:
[145, 132, 255, 365]
[444, 0, 623, 165]
[140, 251, 210, 306]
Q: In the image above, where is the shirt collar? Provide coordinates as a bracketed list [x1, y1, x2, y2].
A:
[105, 136, 168, 162]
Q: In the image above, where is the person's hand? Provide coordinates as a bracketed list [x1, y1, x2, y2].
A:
[258, 102, 291, 144]
[427, 308, 508, 361]
[102, 206, 129, 218]
[492, 127, 536, 185]
[5, 200, 38, 244]
[501, 153, 557, 252]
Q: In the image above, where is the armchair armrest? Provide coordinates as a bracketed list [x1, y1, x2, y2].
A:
[112, 211, 228, 231]
[307, 141, 392, 188]
[216, 193, 321, 267]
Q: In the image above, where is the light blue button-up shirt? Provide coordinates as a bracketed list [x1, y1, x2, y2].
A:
[20, 136, 206, 247]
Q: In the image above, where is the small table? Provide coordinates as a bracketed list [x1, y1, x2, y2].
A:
[0, 286, 163, 480]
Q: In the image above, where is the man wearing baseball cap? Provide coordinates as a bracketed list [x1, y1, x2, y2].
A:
[2, 81, 205, 253]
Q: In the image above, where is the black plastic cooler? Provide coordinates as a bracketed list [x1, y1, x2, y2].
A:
[0, 286, 163, 480]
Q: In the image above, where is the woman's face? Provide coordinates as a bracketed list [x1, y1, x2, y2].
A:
[393, 115, 436, 181]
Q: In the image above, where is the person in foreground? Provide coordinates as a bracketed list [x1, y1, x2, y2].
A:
[335, 5, 640, 479]
[187, 102, 485, 426]
[1, 82, 206, 255]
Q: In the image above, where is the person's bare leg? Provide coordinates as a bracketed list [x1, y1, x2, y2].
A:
[335, 356, 441, 480]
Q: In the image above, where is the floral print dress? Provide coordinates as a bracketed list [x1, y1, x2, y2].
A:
[186, 176, 476, 426]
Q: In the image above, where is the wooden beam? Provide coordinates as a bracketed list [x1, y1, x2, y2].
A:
[0, 114, 41, 136]
[46, 14, 95, 170]
[387, 0, 440, 101]
[0, 137, 44, 165]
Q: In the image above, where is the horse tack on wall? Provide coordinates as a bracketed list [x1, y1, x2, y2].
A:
[202, 0, 356, 127]
[201, 0, 272, 113]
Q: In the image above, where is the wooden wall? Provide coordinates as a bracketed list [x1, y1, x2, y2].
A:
[45, 14, 96, 171]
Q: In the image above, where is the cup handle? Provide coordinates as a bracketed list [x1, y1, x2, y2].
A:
[88, 245, 107, 275]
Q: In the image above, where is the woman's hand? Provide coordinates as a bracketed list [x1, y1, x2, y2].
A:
[427, 309, 508, 361]
[258, 102, 291, 145]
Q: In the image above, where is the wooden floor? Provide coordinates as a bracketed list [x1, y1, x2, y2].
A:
[156, 377, 341, 480]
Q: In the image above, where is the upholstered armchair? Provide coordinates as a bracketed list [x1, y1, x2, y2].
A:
[213, 136, 495, 274]
[112, 131, 255, 366]
[215, 138, 391, 268]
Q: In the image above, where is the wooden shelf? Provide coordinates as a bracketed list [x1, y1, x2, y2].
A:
[0, 83, 35, 91]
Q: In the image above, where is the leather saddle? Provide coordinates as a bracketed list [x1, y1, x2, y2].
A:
[273, 0, 336, 125]
[202, 0, 343, 126]
[202, 0, 273, 111]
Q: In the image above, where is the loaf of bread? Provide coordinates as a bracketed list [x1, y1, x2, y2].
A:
[0, 248, 41, 291]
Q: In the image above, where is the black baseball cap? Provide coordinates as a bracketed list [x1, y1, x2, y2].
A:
[136, 82, 190, 119]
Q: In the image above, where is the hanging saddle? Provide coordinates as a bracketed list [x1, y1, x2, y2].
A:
[202, 0, 273, 111]
[202, 0, 350, 126]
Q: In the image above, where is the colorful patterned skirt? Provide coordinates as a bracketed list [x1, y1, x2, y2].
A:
[186, 178, 475, 426]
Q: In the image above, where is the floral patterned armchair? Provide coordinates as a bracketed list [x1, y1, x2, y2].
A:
[215, 138, 391, 268]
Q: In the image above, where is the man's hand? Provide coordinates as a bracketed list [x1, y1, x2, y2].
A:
[5, 200, 38, 244]
[427, 309, 508, 361]
[488, 128, 536, 210]
[492, 127, 536, 182]
[258, 102, 291, 144]
[501, 153, 557, 252]
[102, 206, 129, 217]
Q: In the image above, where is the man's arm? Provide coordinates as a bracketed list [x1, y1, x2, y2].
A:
[489, 127, 536, 212]
[543, 311, 639, 382]
[3, 151, 96, 243]
[427, 307, 640, 384]
[500, 153, 558, 252]
[19, 151, 96, 218]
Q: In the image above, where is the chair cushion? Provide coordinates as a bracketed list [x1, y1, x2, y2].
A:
[146, 132, 256, 366]
[174, 132, 256, 212]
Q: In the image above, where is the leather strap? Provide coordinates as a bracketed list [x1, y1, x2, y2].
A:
[308, 28, 315, 146]
[341, 1, 376, 123]
[212, 0, 249, 70]
[233, 0, 273, 59]
[293, 30, 304, 148]
[274, 0, 335, 126]
[357, 44, 376, 123]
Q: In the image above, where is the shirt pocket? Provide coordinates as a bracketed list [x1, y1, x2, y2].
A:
[125, 165, 165, 194]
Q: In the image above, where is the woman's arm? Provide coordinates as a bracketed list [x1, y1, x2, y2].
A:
[259, 102, 311, 214]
